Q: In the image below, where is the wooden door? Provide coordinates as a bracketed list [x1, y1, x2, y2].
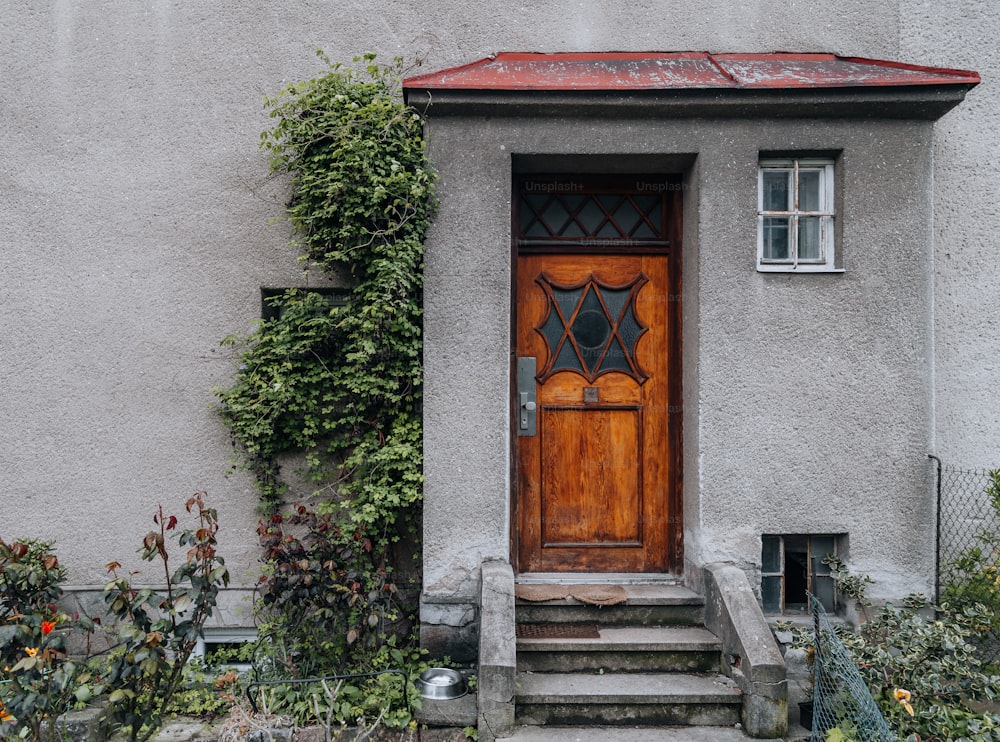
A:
[514, 176, 682, 573]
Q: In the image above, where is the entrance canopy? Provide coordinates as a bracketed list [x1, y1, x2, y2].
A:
[403, 52, 979, 118]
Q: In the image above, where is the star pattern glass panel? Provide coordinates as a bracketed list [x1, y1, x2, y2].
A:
[535, 273, 650, 384]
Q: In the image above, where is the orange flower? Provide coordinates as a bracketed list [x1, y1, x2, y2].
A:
[24, 647, 38, 658]
[0, 701, 11, 722]
[41, 620, 56, 635]
[894, 688, 915, 716]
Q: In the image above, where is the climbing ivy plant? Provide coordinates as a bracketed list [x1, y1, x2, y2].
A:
[215, 54, 434, 683]
[219, 52, 433, 521]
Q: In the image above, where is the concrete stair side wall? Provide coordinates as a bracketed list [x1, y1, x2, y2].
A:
[703, 562, 788, 739]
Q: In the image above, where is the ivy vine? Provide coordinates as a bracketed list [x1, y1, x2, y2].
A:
[218, 53, 434, 526]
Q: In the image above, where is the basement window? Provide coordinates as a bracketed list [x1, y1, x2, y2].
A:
[192, 627, 258, 671]
[761, 534, 840, 614]
[757, 158, 840, 273]
[260, 287, 348, 320]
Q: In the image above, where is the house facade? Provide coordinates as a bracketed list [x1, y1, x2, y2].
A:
[1, 0, 997, 699]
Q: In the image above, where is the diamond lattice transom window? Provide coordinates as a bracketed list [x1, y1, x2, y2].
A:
[535, 272, 649, 384]
[520, 192, 664, 243]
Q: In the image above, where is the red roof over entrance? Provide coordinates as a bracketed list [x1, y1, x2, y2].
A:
[403, 52, 980, 92]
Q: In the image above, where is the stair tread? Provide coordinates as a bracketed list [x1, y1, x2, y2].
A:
[517, 625, 721, 651]
[516, 671, 741, 704]
[515, 583, 704, 607]
[499, 726, 780, 741]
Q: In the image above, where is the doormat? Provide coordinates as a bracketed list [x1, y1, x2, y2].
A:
[514, 584, 571, 602]
[567, 584, 628, 606]
[516, 623, 601, 639]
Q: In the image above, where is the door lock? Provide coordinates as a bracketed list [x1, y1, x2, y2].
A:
[517, 357, 537, 436]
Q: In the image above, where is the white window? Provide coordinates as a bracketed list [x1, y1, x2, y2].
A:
[757, 158, 840, 272]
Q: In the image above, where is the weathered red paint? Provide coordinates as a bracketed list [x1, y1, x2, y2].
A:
[403, 52, 980, 92]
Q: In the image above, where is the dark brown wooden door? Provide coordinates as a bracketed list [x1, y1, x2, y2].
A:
[515, 250, 680, 573]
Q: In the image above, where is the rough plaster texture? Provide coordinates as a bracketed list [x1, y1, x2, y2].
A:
[898, 1, 1000, 470]
[0, 1, 993, 629]
[420, 111, 941, 613]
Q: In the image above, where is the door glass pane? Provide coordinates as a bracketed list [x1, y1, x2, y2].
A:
[539, 307, 566, 354]
[630, 196, 660, 239]
[762, 170, 790, 211]
[553, 336, 583, 372]
[798, 217, 821, 260]
[798, 170, 821, 211]
[616, 305, 644, 355]
[763, 217, 790, 260]
[553, 287, 582, 320]
[576, 198, 606, 236]
[601, 336, 631, 372]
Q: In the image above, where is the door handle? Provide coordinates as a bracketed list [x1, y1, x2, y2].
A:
[517, 357, 537, 436]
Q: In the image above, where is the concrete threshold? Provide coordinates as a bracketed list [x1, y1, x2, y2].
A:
[516, 583, 703, 606]
[516, 573, 683, 585]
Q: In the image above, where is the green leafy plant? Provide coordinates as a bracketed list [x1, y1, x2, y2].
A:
[942, 469, 1000, 645]
[0, 539, 96, 740]
[216, 51, 435, 721]
[100, 492, 230, 740]
[218, 52, 433, 520]
[825, 555, 1000, 741]
[255, 504, 410, 678]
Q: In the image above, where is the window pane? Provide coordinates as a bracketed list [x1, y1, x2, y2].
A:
[763, 217, 790, 260]
[762, 575, 782, 613]
[798, 170, 821, 211]
[811, 536, 836, 576]
[813, 575, 836, 612]
[798, 217, 821, 260]
[762, 535, 781, 573]
[762, 170, 790, 211]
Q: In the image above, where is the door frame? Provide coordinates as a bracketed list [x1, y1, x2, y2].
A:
[509, 172, 685, 574]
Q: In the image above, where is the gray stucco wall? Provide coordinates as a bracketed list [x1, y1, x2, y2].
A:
[0, 1, 996, 629]
[419, 114, 937, 648]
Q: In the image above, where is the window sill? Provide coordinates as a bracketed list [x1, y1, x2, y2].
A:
[757, 265, 845, 274]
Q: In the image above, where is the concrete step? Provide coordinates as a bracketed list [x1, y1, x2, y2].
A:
[498, 726, 781, 741]
[515, 584, 705, 626]
[517, 625, 722, 673]
[514, 671, 741, 727]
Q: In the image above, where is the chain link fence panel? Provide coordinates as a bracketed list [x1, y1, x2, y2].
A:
[934, 458, 1000, 666]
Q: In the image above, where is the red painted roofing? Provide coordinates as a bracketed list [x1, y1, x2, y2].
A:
[403, 52, 980, 91]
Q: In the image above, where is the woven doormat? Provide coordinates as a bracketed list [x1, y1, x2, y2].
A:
[515, 584, 571, 602]
[568, 584, 628, 606]
[513, 583, 628, 606]
[516, 623, 601, 639]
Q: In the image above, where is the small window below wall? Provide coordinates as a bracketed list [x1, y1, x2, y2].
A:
[192, 627, 258, 671]
[757, 158, 841, 273]
[761, 533, 842, 614]
[260, 287, 349, 320]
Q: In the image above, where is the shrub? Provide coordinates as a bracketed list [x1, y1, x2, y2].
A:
[217, 53, 435, 729]
[824, 556, 1000, 741]
[99, 493, 230, 741]
[0, 494, 232, 741]
[0, 539, 95, 740]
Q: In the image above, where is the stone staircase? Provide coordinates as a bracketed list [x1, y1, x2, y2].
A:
[512, 581, 744, 730]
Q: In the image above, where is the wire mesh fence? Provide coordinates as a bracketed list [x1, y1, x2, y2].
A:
[809, 596, 895, 742]
[934, 457, 1000, 666]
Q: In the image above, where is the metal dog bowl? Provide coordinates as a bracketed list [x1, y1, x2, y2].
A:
[416, 667, 467, 699]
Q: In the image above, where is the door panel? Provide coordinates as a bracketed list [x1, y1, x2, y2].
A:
[541, 406, 642, 546]
[516, 252, 676, 573]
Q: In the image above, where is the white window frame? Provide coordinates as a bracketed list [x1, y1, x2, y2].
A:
[757, 157, 841, 273]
